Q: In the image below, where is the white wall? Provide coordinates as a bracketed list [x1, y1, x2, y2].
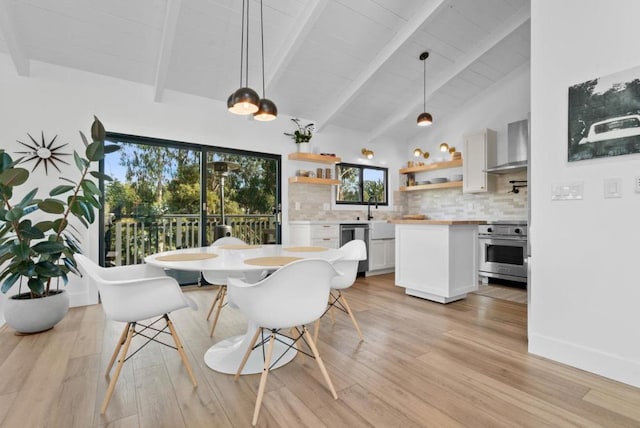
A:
[0, 55, 402, 324]
[530, 0, 640, 387]
[406, 63, 531, 164]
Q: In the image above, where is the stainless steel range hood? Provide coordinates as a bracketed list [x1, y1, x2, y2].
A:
[485, 119, 529, 174]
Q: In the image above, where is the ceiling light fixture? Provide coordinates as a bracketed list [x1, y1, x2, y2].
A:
[229, 0, 259, 115]
[417, 51, 433, 127]
[253, 0, 277, 121]
[413, 148, 430, 159]
[361, 148, 374, 159]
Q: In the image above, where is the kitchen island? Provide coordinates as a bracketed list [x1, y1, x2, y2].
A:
[390, 219, 485, 303]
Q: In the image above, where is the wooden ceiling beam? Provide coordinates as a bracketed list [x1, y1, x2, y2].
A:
[0, 0, 30, 76]
[153, 0, 182, 102]
[265, 0, 329, 91]
[367, 6, 531, 142]
[315, 0, 448, 131]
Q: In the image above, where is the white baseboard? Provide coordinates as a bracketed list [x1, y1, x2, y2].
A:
[529, 332, 640, 388]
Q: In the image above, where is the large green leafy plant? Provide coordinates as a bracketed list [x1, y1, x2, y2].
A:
[0, 117, 119, 297]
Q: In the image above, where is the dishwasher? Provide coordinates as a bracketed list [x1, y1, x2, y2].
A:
[339, 223, 369, 274]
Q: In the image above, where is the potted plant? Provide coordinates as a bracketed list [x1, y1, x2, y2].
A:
[284, 118, 314, 153]
[0, 117, 118, 333]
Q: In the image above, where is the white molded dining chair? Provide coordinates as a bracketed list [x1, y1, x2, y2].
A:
[227, 259, 339, 426]
[204, 236, 247, 337]
[75, 254, 198, 414]
[314, 239, 367, 343]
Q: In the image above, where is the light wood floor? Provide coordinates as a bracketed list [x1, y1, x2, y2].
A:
[473, 282, 528, 304]
[1, 274, 639, 427]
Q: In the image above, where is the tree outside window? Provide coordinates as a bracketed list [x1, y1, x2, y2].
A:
[336, 163, 387, 205]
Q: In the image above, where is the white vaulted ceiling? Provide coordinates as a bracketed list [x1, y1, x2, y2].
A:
[0, 0, 530, 142]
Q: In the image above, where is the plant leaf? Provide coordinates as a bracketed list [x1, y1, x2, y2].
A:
[18, 188, 39, 207]
[21, 226, 45, 240]
[38, 199, 65, 214]
[27, 277, 45, 296]
[1, 272, 21, 293]
[81, 179, 100, 196]
[89, 170, 114, 181]
[32, 241, 66, 255]
[35, 261, 62, 277]
[79, 130, 89, 147]
[5, 207, 24, 222]
[0, 168, 29, 187]
[74, 151, 85, 172]
[86, 141, 105, 162]
[34, 221, 54, 233]
[104, 144, 120, 154]
[49, 185, 75, 196]
[91, 116, 106, 142]
[52, 218, 68, 233]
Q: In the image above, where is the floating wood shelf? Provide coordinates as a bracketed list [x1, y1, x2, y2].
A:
[399, 159, 462, 174]
[288, 176, 340, 185]
[288, 152, 341, 164]
[399, 181, 463, 192]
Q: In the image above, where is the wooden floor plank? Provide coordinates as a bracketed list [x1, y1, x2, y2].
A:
[1, 274, 639, 428]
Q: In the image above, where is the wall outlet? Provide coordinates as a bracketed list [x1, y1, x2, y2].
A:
[294, 201, 300, 210]
[635, 176, 640, 193]
[603, 177, 622, 199]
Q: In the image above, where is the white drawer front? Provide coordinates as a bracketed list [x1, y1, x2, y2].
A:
[310, 224, 339, 239]
[311, 237, 339, 249]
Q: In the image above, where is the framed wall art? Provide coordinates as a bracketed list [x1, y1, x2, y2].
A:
[568, 64, 640, 162]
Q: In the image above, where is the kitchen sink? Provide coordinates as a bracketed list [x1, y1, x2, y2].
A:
[369, 221, 395, 239]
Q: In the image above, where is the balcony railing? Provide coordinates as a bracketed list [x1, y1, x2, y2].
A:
[105, 214, 276, 266]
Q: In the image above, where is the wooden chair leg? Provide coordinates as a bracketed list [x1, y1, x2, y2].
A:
[166, 316, 197, 387]
[101, 323, 134, 414]
[338, 292, 364, 341]
[235, 327, 262, 381]
[252, 331, 276, 426]
[209, 286, 227, 337]
[328, 293, 336, 323]
[206, 286, 224, 320]
[313, 318, 320, 344]
[302, 326, 338, 400]
[106, 322, 130, 376]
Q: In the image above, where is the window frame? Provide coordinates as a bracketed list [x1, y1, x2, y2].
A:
[335, 162, 389, 206]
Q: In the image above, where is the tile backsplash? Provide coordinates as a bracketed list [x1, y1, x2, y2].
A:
[288, 170, 527, 222]
[401, 170, 528, 220]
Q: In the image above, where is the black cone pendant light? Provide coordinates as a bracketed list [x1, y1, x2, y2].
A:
[253, 0, 277, 121]
[417, 51, 433, 127]
[229, 0, 259, 115]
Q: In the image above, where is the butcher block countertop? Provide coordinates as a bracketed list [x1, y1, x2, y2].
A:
[388, 219, 487, 225]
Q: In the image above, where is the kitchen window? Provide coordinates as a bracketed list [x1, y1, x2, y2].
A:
[335, 163, 388, 205]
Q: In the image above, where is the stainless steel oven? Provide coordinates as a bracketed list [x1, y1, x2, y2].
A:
[478, 221, 528, 283]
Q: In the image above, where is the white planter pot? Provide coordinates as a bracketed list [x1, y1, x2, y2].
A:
[4, 290, 69, 334]
[297, 143, 310, 153]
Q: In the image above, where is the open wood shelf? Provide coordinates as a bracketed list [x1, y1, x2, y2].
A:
[399, 180, 463, 192]
[288, 176, 340, 185]
[288, 152, 341, 164]
[399, 159, 462, 174]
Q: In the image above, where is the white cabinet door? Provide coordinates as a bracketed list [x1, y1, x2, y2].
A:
[463, 129, 496, 193]
[369, 238, 395, 270]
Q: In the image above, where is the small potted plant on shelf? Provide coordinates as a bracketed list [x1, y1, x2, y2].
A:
[284, 118, 314, 153]
[0, 116, 119, 334]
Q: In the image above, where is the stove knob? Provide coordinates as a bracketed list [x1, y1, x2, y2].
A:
[487, 227, 492, 233]
[515, 228, 521, 234]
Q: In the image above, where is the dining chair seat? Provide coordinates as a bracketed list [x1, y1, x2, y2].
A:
[227, 258, 340, 426]
[75, 254, 197, 414]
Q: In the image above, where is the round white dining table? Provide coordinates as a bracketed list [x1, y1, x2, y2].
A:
[145, 244, 344, 375]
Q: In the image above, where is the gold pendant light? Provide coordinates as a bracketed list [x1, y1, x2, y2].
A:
[229, 0, 259, 115]
[417, 51, 433, 127]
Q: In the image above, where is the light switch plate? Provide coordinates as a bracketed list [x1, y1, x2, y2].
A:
[635, 176, 640, 193]
[551, 182, 583, 201]
[604, 177, 622, 198]
[294, 201, 300, 210]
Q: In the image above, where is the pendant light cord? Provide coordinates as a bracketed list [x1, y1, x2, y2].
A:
[260, 0, 266, 97]
[239, 0, 245, 88]
[245, 0, 250, 88]
[423, 57, 426, 111]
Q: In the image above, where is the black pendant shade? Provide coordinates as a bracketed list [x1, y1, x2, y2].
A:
[254, 98, 278, 121]
[417, 112, 433, 127]
[231, 87, 260, 115]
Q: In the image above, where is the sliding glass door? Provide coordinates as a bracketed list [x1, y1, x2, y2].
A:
[100, 134, 281, 284]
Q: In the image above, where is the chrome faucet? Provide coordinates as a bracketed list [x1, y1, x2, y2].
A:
[367, 197, 378, 221]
